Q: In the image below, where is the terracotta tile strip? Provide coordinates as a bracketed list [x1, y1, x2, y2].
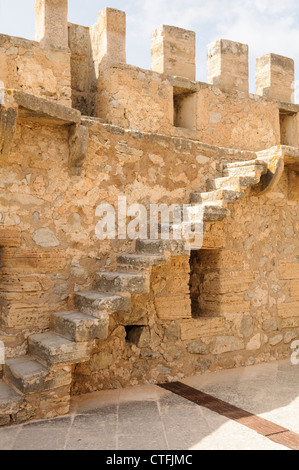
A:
[158, 382, 299, 450]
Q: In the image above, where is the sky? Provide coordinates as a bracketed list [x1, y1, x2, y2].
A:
[0, 0, 299, 99]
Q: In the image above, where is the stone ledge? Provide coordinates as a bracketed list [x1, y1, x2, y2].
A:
[14, 91, 81, 126]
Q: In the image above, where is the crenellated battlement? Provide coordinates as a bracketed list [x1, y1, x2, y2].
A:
[0, 1, 298, 148]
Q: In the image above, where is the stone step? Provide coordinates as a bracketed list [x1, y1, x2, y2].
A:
[0, 379, 25, 426]
[117, 253, 167, 268]
[206, 175, 260, 192]
[74, 291, 131, 317]
[28, 333, 90, 367]
[159, 205, 230, 223]
[223, 159, 267, 170]
[223, 163, 267, 178]
[159, 208, 229, 239]
[52, 311, 109, 342]
[95, 271, 150, 294]
[190, 189, 244, 205]
[136, 238, 187, 256]
[4, 356, 71, 395]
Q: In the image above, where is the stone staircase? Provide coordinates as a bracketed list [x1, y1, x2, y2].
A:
[0, 158, 268, 426]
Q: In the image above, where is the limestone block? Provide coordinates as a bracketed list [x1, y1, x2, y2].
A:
[180, 318, 226, 341]
[290, 281, 299, 299]
[90, 352, 113, 372]
[4, 358, 72, 394]
[246, 334, 261, 351]
[289, 171, 299, 201]
[279, 260, 299, 280]
[155, 295, 191, 321]
[0, 228, 21, 247]
[256, 54, 294, 103]
[0, 101, 18, 160]
[268, 334, 283, 346]
[240, 316, 254, 338]
[277, 302, 299, 318]
[33, 228, 60, 247]
[281, 318, 299, 328]
[151, 25, 196, 80]
[28, 333, 90, 367]
[0, 50, 8, 86]
[91, 8, 126, 69]
[202, 270, 255, 294]
[207, 39, 249, 92]
[127, 327, 150, 348]
[186, 340, 209, 355]
[35, 0, 68, 48]
[25, 384, 71, 420]
[212, 336, 245, 355]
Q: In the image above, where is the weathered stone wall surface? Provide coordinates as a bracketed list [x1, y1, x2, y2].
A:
[96, 64, 282, 151]
[96, 65, 174, 134]
[0, 34, 71, 107]
[0, 117, 255, 356]
[195, 87, 280, 151]
[72, 171, 299, 393]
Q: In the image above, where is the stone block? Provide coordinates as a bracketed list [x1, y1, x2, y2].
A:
[290, 280, 299, 299]
[246, 334, 261, 351]
[91, 8, 126, 69]
[0, 379, 25, 426]
[74, 291, 130, 317]
[202, 270, 255, 294]
[279, 260, 299, 280]
[280, 318, 299, 329]
[155, 295, 191, 321]
[277, 302, 299, 318]
[212, 336, 244, 355]
[151, 25, 196, 80]
[28, 333, 90, 367]
[95, 271, 149, 294]
[207, 39, 249, 92]
[4, 357, 72, 394]
[0, 102, 18, 159]
[0, 228, 21, 247]
[256, 53, 295, 103]
[25, 384, 71, 420]
[52, 311, 109, 342]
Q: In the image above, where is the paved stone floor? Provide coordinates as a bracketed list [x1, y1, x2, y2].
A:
[0, 358, 298, 450]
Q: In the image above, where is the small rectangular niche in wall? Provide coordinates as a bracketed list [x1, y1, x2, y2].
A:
[280, 110, 297, 147]
[173, 88, 196, 130]
[189, 249, 222, 318]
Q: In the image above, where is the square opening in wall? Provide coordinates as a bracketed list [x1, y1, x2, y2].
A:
[279, 111, 297, 146]
[173, 89, 196, 130]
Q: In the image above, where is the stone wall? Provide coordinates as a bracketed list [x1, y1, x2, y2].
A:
[72, 170, 299, 393]
[0, 34, 71, 107]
